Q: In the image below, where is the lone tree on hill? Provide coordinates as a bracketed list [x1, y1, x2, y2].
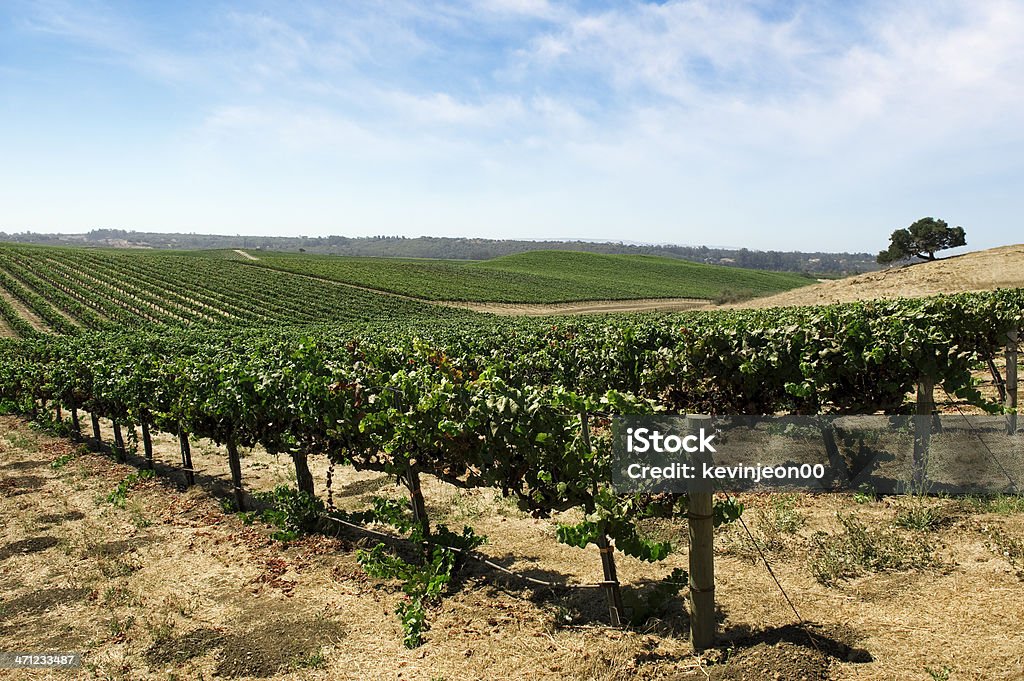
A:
[877, 217, 966, 264]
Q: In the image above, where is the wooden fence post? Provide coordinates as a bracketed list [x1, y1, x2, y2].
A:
[686, 414, 715, 651]
[1007, 331, 1018, 435]
[596, 528, 625, 627]
[820, 419, 850, 487]
[913, 378, 934, 490]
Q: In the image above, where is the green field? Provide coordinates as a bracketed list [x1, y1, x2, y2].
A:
[0, 245, 455, 336]
[0, 244, 813, 340]
[241, 250, 813, 303]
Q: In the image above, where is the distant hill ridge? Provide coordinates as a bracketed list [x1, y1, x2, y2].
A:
[0, 229, 878, 276]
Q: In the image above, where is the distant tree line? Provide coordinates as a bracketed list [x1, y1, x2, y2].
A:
[0, 229, 879, 275]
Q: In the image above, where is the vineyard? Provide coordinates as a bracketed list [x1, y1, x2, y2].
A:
[1, 243, 1023, 679]
[0, 245, 454, 337]
[237, 250, 813, 303]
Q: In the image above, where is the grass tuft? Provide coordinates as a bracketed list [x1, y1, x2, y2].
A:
[808, 513, 936, 586]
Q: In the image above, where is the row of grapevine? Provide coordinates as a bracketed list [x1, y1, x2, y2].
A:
[0, 250, 152, 328]
[0, 292, 40, 338]
[0, 252, 115, 329]
[0, 266, 74, 334]
[72, 253, 243, 325]
[4, 289, 1019, 510]
[1, 290, 1020, 628]
[0, 245, 460, 336]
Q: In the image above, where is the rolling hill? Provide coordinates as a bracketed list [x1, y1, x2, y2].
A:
[735, 244, 1024, 308]
[241, 250, 813, 304]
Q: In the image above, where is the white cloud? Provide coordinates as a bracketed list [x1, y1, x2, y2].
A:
[16, 0, 199, 81]
[376, 90, 526, 127]
[5, 0, 1024, 248]
[194, 104, 407, 159]
[474, 0, 561, 20]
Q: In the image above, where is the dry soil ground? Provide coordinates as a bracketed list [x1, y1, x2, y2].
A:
[2, 413, 1024, 680]
[450, 298, 710, 315]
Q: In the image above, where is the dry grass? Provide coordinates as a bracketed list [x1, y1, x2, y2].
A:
[731, 243, 1024, 309]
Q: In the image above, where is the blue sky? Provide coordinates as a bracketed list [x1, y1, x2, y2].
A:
[1, 0, 1022, 252]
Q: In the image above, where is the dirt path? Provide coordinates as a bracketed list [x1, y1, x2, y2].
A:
[448, 297, 711, 315]
[234, 249, 259, 261]
[0, 315, 13, 338]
